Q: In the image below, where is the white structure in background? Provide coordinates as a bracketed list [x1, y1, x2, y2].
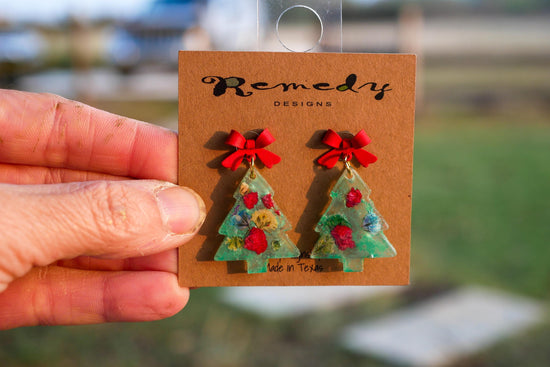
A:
[201, 0, 258, 50]
[222, 286, 402, 318]
[342, 286, 545, 367]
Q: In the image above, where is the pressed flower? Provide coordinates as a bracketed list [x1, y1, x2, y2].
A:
[251, 209, 278, 231]
[230, 210, 251, 230]
[315, 236, 335, 255]
[243, 192, 259, 209]
[323, 214, 351, 229]
[271, 240, 281, 251]
[244, 227, 268, 254]
[239, 182, 249, 196]
[362, 212, 381, 233]
[227, 237, 244, 251]
[261, 194, 274, 209]
[330, 225, 356, 250]
[346, 187, 362, 208]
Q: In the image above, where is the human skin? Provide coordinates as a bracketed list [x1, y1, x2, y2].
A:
[0, 89, 205, 330]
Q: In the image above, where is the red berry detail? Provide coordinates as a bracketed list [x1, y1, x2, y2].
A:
[243, 192, 258, 209]
[331, 225, 356, 250]
[346, 188, 362, 208]
[262, 194, 274, 209]
[244, 228, 268, 254]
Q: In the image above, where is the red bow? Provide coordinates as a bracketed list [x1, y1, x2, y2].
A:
[317, 129, 378, 169]
[221, 129, 281, 171]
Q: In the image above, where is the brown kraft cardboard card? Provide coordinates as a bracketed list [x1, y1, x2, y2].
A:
[178, 51, 415, 287]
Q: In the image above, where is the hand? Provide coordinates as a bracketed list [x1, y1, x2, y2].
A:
[0, 89, 205, 329]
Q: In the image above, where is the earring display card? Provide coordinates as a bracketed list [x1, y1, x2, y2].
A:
[178, 51, 416, 287]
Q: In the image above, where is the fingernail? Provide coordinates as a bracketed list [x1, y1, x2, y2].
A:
[156, 186, 205, 235]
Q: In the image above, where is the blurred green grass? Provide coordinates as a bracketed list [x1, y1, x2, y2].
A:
[412, 113, 550, 299]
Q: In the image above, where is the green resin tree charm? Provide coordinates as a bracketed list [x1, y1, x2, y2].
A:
[311, 166, 396, 272]
[215, 168, 300, 273]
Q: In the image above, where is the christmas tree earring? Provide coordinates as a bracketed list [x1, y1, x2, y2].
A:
[310, 129, 397, 272]
[214, 129, 300, 273]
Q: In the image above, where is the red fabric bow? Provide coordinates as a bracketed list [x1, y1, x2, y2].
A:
[221, 129, 281, 171]
[317, 129, 378, 169]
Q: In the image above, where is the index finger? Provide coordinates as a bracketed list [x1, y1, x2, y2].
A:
[0, 89, 177, 182]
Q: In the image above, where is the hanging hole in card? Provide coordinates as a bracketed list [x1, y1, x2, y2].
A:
[257, 0, 342, 52]
[276, 5, 323, 52]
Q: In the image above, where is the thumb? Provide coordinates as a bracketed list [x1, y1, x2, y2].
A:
[0, 180, 205, 292]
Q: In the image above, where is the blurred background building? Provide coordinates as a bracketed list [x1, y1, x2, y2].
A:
[1, 1, 549, 366]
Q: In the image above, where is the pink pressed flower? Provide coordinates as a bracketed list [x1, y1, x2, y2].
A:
[346, 188, 362, 208]
[330, 225, 356, 250]
[243, 192, 259, 209]
[244, 228, 268, 254]
[261, 194, 274, 209]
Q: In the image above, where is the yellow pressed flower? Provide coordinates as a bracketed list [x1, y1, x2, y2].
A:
[227, 237, 244, 251]
[315, 236, 334, 255]
[251, 209, 278, 231]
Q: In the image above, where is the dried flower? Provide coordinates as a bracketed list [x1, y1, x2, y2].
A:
[243, 192, 259, 209]
[330, 225, 356, 250]
[362, 213, 382, 233]
[230, 210, 251, 230]
[315, 236, 335, 255]
[323, 214, 351, 229]
[271, 240, 281, 251]
[346, 188, 362, 208]
[227, 237, 244, 251]
[262, 194, 275, 209]
[244, 228, 268, 254]
[251, 209, 278, 231]
[239, 182, 249, 196]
